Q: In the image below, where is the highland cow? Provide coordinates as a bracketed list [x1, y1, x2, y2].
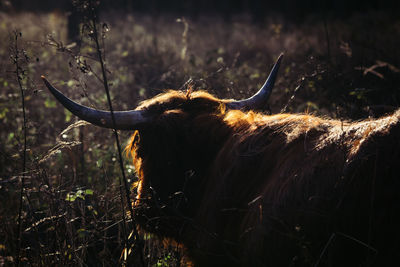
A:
[42, 55, 400, 266]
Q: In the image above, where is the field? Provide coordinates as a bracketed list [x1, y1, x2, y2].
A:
[1, 8, 400, 266]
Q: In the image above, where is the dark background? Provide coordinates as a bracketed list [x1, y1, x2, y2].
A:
[4, 0, 400, 19]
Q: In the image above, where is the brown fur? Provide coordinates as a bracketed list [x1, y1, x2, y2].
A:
[126, 90, 400, 266]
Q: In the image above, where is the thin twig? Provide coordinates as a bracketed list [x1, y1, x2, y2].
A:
[281, 77, 305, 113]
[88, 2, 144, 265]
[12, 30, 28, 267]
[314, 233, 336, 267]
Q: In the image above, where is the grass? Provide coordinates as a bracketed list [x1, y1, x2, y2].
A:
[0, 8, 400, 266]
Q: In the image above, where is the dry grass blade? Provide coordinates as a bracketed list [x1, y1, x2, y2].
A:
[39, 141, 81, 164]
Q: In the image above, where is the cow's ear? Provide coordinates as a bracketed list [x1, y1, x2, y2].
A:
[125, 130, 140, 156]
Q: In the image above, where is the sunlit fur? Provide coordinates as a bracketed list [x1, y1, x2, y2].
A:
[126, 90, 400, 266]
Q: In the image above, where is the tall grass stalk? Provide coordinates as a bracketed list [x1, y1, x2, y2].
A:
[11, 30, 27, 267]
[87, 1, 144, 265]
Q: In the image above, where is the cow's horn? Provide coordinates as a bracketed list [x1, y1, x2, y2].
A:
[41, 76, 147, 130]
[227, 53, 283, 110]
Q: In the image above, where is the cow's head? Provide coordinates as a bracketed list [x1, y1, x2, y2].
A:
[41, 54, 283, 235]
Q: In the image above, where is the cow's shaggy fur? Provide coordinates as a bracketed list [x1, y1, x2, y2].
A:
[127, 90, 400, 266]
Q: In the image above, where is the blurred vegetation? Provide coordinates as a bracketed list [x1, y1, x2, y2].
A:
[3, 0, 400, 21]
[0, 3, 400, 265]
